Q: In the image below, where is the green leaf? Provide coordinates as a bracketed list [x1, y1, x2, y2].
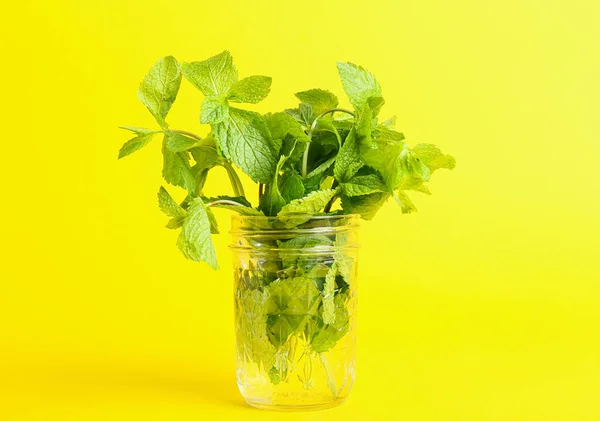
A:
[322, 263, 337, 325]
[278, 236, 334, 273]
[118, 132, 155, 159]
[334, 129, 362, 182]
[341, 192, 390, 220]
[264, 112, 310, 143]
[213, 107, 278, 184]
[285, 103, 314, 128]
[379, 116, 396, 129]
[228, 75, 272, 104]
[162, 135, 197, 195]
[119, 126, 160, 135]
[295, 89, 339, 115]
[200, 97, 229, 124]
[305, 155, 336, 179]
[176, 197, 218, 268]
[312, 292, 350, 353]
[373, 127, 406, 142]
[165, 131, 198, 152]
[259, 156, 287, 216]
[394, 189, 417, 214]
[236, 288, 276, 370]
[336, 62, 382, 110]
[411, 143, 456, 173]
[137, 56, 181, 128]
[341, 174, 387, 197]
[361, 141, 407, 190]
[205, 195, 264, 216]
[189, 145, 222, 170]
[165, 217, 184, 230]
[356, 104, 374, 148]
[367, 96, 385, 116]
[279, 171, 305, 202]
[279, 189, 337, 216]
[265, 277, 322, 346]
[204, 195, 252, 207]
[181, 51, 238, 97]
[157, 186, 186, 218]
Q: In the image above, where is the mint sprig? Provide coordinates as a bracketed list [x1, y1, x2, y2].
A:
[120, 51, 454, 268]
[120, 51, 455, 385]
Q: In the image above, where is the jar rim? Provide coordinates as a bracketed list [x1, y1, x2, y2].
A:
[230, 214, 360, 222]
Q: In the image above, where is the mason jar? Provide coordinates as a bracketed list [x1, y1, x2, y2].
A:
[229, 214, 360, 411]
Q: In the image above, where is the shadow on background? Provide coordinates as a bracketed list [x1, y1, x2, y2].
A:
[5, 358, 248, 410]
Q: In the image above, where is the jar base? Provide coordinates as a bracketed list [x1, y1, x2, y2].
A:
[245, 397, 348, 412]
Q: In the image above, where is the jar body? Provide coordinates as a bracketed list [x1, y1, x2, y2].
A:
[230, 215, 359, 411]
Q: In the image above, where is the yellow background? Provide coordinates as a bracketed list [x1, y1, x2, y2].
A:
[1, 0, 599, 419]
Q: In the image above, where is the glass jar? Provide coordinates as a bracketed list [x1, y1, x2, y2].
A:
[229, 214, 360, 411]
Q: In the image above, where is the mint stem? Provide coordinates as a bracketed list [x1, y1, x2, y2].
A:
[169, 130, 203, 141]
[302, 108, 355, 177]
[223, 161, 246, 198]
[206, 199, 247, 208]
[323, 181, 339, 213]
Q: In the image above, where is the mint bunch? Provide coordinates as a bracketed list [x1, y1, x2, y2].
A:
[119, 51, 455, 268]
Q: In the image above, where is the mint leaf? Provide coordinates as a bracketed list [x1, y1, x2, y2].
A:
[260, 183, 286, 217]
[119, 126, 160, 135]
[162, 135, 197, 195]
[259, 154, 287, 216]
[341, 192, 390, 220]
[206, 195, 265, 216]
[322, 263, 337, 325]
[236, 288, 276, 370]
[341, 174, 387, 197]
[204, 195, 261, 216]
[285, 103, 314, 128]
[137, 56, 181, 128]
[373, 127, 406, 142]
[336, 62, 382, 110]
[394, 189, 417, 214]
[380, 116, 396, 129]
[265, 277, 322, 346]
[411, 143, 456, 173]
[189, 145, 222, 170]
[264, 112, 310, 143]
[295, 89, 339, 115]
[279, 189, 337, 216]
[118, 132, 155, 159]
[200, 97, 229, 124]
[228, 75, 272, 104]
[367, 96, 385, 116]
[181, 51, 238, 97]
[165, 131, 198, 152]
[176, 197, 217, 268]
[166, 217, 184, 230]
[361, 141, 406, 190]
[204, 195, 252, 207]
[279, 236, 333, 273]
[279, 171, 305, 202]
[305, 155, 336, 179]
[312, 292, 349, 352]
[334, 129, 362, 182]
[158, 186, 186, 218]
[214, 107, 278, 184]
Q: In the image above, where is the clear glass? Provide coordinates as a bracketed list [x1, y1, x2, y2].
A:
[229, 215, 360, 411]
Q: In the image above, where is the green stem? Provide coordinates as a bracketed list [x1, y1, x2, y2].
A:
[205, 199, 247, 208]
[323, 181, 339, 213]
[319, 353, 339, 398]
[169, 130, 203, 141]
[223, 161, 245, 198]
[302, 108, 355, 177]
